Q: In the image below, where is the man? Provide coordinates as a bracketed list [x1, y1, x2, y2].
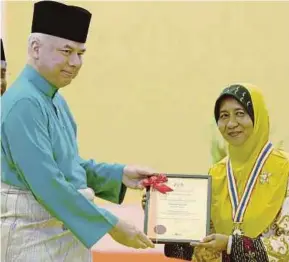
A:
[1, 1, 155, 261]
[1, 38, 7, 95]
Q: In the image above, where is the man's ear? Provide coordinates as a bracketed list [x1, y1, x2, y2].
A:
[29, 36, 42, 60]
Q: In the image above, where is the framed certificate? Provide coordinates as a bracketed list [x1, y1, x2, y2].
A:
[144, 174, 212, 244]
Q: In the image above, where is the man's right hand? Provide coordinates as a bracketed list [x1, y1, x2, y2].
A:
[109, 218, 154, 249]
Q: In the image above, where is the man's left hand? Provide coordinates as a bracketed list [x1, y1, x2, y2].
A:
[190, 234, 229, 252]
[122, 165, 157, 189]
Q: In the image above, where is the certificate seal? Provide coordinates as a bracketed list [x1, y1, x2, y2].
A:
[154, 225, 166, 235]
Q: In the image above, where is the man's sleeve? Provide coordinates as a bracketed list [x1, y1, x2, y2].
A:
[2, 98, 119, 248]
[79, 158, 127, 204]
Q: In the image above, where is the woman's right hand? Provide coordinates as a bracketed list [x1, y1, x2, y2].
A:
[141, 192, 147, 210]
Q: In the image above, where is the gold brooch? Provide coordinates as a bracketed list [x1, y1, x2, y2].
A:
[259, 172, 271, 184]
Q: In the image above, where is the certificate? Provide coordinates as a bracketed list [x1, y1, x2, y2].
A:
[144, 174, 212, 244]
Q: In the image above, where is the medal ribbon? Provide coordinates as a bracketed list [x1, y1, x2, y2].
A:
[227, 141, 273, 223]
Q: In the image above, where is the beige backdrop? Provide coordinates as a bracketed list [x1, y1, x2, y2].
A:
[3, 1, 289, 204]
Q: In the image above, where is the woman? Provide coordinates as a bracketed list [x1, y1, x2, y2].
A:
[142, 83, 289, 261]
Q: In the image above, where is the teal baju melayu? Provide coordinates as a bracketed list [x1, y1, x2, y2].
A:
[1, 65, 127, 261]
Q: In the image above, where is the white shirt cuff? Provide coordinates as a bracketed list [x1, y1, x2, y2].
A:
[227, 235, 233, 255]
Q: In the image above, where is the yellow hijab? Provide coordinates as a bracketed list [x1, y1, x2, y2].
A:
[210, 83, 289, 238]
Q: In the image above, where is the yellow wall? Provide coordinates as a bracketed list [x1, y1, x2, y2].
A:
[3, 1, 289, 203]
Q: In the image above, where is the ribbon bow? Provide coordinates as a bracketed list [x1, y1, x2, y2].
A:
[142, 174, 173, 194]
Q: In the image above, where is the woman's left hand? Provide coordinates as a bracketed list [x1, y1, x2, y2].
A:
[190, 234, 229, 252]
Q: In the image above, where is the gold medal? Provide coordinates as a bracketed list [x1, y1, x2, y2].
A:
[232, 223, 243, 235]
[227, 142, 273, 237]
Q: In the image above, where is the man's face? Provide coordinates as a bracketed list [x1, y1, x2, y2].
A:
[36, 35, 86, 88]
[1, 61, 7, 95]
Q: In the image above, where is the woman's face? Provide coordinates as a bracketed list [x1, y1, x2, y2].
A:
[217, 97, 254, 146]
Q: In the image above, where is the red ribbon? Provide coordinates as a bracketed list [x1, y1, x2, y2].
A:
[141, 174, 173, 194]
